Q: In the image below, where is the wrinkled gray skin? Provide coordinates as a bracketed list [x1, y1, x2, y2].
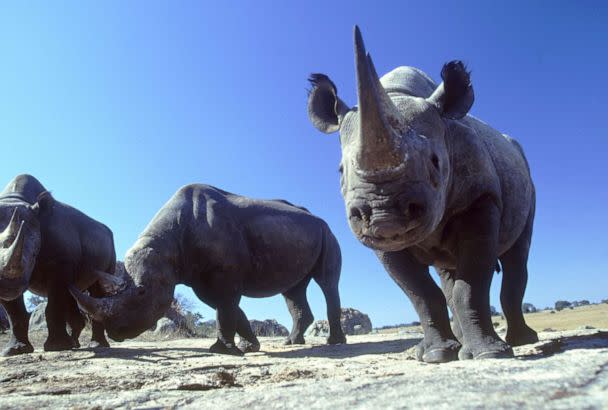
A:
[0, 174, 118, 356]
[307, 26, 538, 362]
[71, 184, 345, 356]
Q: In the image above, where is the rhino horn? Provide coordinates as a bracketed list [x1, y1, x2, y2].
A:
[0, 209, 21, 247]
[354, 26, 406, 172]
[0, 220, 26, 279]
[69, 284, 124, 321]
[92, 270, 126, 295]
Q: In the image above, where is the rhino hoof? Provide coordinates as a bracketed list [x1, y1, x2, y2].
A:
[327, 334, 347, 345]
[506, 326, 539, 347]
[284, 336, 305, 345]
[1, 341, 34, 357]
[44, 335, 77, 352]
[238, 339, 260, 353]
[209, 340, 244, 356]
[458, 341, 513, 360]
[416, 339, 460, 363]
[88, 340, 110, 350]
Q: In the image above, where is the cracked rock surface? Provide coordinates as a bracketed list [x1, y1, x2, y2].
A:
[0, 329, 607, 409]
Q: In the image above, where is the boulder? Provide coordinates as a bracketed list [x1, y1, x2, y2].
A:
[306, 308, 373, 337]
[340, 308, 372, 335]
[249, 319, 289, 337]
[154, 317, 178, 335]
[29, 302, 47, 331]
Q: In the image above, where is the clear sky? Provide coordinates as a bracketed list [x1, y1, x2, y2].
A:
[1, 2, 606, 327]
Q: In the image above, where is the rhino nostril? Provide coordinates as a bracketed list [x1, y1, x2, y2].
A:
[350, 204, 371, 222]
[349, 207, 362, 221]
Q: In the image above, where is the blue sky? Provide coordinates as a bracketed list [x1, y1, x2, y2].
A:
[1, 2, 606, 327]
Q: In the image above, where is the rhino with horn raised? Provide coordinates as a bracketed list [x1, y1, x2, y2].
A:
[307, 26, 537, 363]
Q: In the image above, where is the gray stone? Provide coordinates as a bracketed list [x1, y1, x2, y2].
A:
[28, 302, 47, 331]
[248, 319, 288, 337]
[306, 308, 373, 337]
[154, 318, 178, 335]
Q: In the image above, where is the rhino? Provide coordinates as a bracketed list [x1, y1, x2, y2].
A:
[307, 27, 538, 362]
[71, 184, 346, 355]
[0, 174, 120, 355]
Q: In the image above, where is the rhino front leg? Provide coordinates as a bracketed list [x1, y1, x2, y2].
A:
[377, 249, 460, 363]
[209, 297, 244, 356]
[87, 284, 110, 349]
[451, 197, 512, 360]
[1, 296, 34, 356]
[66, 297, 85, 348]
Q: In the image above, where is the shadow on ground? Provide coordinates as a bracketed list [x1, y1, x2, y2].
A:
[266, 337, 421, 359]
[519, 331, 608, 360]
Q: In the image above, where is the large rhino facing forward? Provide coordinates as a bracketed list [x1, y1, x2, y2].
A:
[0, 174, 118, 355]
[71, 184, 345, 355]
[307, 27, 537, 362]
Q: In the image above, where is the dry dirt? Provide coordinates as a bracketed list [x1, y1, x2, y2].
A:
[1, 306, 607, 409]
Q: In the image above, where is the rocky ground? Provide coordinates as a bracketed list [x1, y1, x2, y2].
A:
[0, 325, 607, 409]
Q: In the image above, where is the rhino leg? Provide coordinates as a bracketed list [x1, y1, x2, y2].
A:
[1, 296, 34, 356]
[451, 197, 512, 360]
[438, 270, 464, 343]
[209, 297, 244, 356]
[44, 283, 77, 352]
[283, 277, 314, 345]
[499, 206, 538, 347]
[66, 297, 85, 348]
[87, 284, 110, 349]
[377, 249, 460, 363]
[236, 308, 260, 353]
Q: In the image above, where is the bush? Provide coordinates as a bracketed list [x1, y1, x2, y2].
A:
[522, 303, 537, 313]
[555, 300, 571, 311]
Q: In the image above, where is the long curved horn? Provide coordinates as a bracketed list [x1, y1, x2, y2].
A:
[92, 270, 126, 294]
[0, 209, 21, 247]
[354, 26, 406, 172]
[69, 285, 118, 321]
[0, 221, 26, 279]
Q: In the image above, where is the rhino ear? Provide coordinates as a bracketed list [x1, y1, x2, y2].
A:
[307, 73, 349, 134]
[31, 191, 55, 216]
[428, 61, 474, 120]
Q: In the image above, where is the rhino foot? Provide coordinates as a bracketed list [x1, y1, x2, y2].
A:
[88, 339, 110, 350]
[506, 325, 538, 347]
[283, 335, 306, 345]
[327, 333, 347, 345]
[458, 338, 513, 360]
[238, 339, 260, 353]
[44, 334, 77, 352]
[1, 341, 34, 357]
[209, 340, 244, 356]
[415, 338, 461, 363]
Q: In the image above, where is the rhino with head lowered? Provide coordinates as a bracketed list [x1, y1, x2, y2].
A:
[71, 184, 346, 355]
[0, 174, 120, 355]
[307, 26, 538, 362]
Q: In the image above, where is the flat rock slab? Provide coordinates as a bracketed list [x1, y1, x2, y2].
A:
[0, 330, 607, 409]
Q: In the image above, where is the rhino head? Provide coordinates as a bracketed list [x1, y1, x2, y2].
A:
[70, 245, 175, 341]
[0, 192, 53, 300]
[307, 26, 474, 252]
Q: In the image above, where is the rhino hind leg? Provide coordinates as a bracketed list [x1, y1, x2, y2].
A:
[438, 269, 464, 344]
[66, 298, 85, 348]
[282, 277, 314, 345]
[499, 208, 538, 347]
[236, 308, 260, 353]
[44, 285, 78, 352]
[1, 296, 34, 356]
[87, 284, 110, 349]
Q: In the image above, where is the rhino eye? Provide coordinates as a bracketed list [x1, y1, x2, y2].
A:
[431, 154, 440, 170]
